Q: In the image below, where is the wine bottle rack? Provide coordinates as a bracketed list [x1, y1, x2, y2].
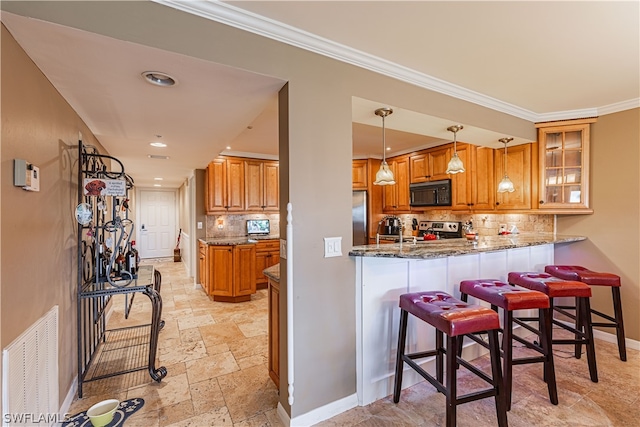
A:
[76, 141, 166, 398]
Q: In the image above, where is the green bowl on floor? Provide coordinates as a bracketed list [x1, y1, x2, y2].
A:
[86, 399, 119, 427]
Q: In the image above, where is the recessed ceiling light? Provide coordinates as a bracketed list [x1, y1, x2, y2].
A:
[386, 147, 391, 151]
[142, 71, 177, 87]
[154, 184, 162, 187]
[226, 146, 231, 150]
[148, 155, 170, 160]
[150, 142, 167, 148]
[154, 177, 163, 181]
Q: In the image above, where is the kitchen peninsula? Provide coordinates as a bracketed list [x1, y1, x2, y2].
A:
[199, 234, 280, 302]
[349, 233, 585, 406]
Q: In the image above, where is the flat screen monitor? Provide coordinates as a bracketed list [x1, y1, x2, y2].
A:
[247, 219, 270, 235]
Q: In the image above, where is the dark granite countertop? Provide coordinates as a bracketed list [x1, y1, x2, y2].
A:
[263, 264, 280, 282]
[200, 234, 280, 246]
[349, 233, 586, 259]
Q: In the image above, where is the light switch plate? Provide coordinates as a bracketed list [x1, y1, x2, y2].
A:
[324, 237, 342, 258]
[197, 221, 203, 229]
[280, 239, 287, 259]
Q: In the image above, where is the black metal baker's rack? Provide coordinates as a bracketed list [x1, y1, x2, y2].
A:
[76, 141, 166, 398]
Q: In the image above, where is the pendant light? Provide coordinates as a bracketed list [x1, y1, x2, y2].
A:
[497, 137, 515, 193]
[373, 107, 396, 186]
[445, 125, 465, 174]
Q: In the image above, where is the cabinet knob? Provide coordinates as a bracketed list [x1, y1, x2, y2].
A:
[496, 202, 500, 206]
[539, 200, 545, 204]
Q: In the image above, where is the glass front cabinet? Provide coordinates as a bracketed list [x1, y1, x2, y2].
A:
[536, 118, 595, 210]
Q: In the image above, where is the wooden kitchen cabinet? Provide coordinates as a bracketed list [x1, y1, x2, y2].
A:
[352, 159, 368, 190]
[245, 160, 279, 212]
[409, 145, 451, 183]
[206, 157, 245, 213]
[382, 155, 411, 213]
[268, 275, 280, 387]
[208, 244, 256, 302]
[198, 241, 209, 294]
[451, 144, 495, 210]
[255, 240, 280, 290]
[536, 118, 594, 210]
[495, 142, 535, 210]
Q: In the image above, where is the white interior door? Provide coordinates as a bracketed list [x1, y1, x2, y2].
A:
[138, 189, 176, 259]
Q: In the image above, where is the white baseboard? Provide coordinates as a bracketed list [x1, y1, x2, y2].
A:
[276, 403, 291, 426]
[57, 376, 77, 426]
[289, 393, 358, 427]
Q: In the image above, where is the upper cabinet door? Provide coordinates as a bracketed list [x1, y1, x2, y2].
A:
[245, 160, 265, 211]
[352, 159, 368, 190]
[246, 160, 279, 212]
[410, 144, 452, 183]
[263, 161, 279, 212]
[226, 158, 245, 212]
[451, 144, 495, 211]
[206, 159, 227, 214]
[382, 155, 411, 213]
[537, 119, 594, 210]
[495, 143, 533, 210]
[427, 146, 452, 181]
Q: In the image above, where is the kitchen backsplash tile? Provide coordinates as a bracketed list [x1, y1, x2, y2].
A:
[206, 213, 280, 238]
[398, 212, 553, 236]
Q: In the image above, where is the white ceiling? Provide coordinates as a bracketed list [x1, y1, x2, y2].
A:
[2, 1, 638, 188]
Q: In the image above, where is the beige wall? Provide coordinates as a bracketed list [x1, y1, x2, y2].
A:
[0, 24, 106, 407]
[556, 108, 640, 341]
[2, 1, 638, 421]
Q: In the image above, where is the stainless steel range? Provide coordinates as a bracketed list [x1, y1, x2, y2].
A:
[418, 220, 463, 239]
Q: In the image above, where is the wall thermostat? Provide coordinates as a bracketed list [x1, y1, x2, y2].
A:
[14, 159, 40, 192]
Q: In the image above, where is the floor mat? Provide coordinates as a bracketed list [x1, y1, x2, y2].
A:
[62, 398, 144, 427]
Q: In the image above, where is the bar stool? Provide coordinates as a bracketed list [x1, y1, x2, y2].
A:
[459, 279, 557, 410]
[545, 265, 626, 361]
[393, 291, 508, 427]
[507, 272, 598, 383]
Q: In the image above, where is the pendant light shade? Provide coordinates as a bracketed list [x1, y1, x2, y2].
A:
[373, 107, 396, 186]
[497, 137, 515, 193]
[446, 125, 465, 174]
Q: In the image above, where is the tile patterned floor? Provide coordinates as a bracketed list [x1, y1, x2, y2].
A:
[68, 259, 282, 427]
[68, 259, 640, 426]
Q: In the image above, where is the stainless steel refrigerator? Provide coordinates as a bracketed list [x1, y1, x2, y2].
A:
[352, 191, 368, 246]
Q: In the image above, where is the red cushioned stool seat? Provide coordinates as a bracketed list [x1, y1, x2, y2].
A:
[459, 280, 557, 410]
[394, 291, 507, 427]
[545, 265, 626, 361]
[508, 272, 598, 383]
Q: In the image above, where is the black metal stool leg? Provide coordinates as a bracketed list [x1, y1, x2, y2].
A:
[611, 287, 627, 361]
[445, 334, 458, 427]
[502, 310, 513, 411]
[393, 309, 409, 403]
[488, 329, 508, 427]
[574, 296, 583, 359]
[436, 329, 444, 383]
[581, 297, 598, 382]
[540, 307, 558, 405]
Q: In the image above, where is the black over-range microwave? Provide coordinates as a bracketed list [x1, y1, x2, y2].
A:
[409, 179, 452, 207]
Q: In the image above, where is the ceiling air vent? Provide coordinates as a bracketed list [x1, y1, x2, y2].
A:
[148, 155, 170, 160]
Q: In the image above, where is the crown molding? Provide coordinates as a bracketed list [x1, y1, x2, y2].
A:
[154, 0, 639, 123]
[597, 98, 640, 116]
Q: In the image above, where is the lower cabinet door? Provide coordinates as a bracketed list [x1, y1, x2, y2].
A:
[210, 246, 234, 297]
[268, 278, 280, 387]
[234, 244, 256, 296]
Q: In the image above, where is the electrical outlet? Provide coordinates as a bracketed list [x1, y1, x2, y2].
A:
[197, 221, 203, 229]
[324, 237, 342, 258]
[499, 223, 507, 233]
